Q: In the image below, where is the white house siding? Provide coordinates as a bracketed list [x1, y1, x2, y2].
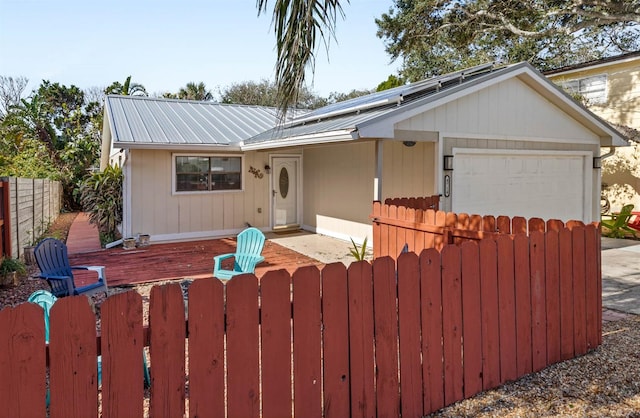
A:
[396, 77, 601, 143]
[125, 149, 271, 242]
[393, 76, 602, 221]
[302, 140, 436, 243]
[381, 141, 437, 199]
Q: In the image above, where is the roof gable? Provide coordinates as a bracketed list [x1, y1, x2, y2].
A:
[396, 77, 600, 143]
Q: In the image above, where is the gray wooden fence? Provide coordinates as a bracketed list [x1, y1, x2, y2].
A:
[1, 177, 62, 259]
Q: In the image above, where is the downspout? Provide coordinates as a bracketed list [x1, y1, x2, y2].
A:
[599, 147, 615, 161]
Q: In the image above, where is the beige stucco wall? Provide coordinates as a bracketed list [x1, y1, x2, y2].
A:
[302, 140, 436, 241]
[124, 149, 271, 241]
[547, 57, 640, 213]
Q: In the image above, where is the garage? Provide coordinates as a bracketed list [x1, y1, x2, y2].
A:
[451, 148, 592, 222]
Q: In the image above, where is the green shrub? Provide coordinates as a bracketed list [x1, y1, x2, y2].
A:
[0, 257, 27, 275]
[79, 165, 123, 240]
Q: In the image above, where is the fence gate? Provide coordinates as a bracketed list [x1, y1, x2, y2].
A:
[0, 181, 9, 257]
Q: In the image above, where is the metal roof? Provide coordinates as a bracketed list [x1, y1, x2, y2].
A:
[244, 63, 502, 147]
[104, 61, 628, 152]
[105, 95, 281, 147]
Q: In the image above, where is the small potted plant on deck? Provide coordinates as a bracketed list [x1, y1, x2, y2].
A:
[0, 257, 27, 287]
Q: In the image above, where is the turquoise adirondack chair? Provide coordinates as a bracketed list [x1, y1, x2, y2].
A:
[213, 227, 266, 279]
[27, 290, 151, 396]
[28, 290, 57, 343]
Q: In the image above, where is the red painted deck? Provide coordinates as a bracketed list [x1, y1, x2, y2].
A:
[64, 213, 324, 288]
[68, 238, 325, 287]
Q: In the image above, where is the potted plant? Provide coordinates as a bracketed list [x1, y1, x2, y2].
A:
[0, 257, 27, 287]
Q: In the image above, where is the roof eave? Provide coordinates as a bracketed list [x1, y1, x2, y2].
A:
[113, 142, 242, 152]
[241, 130, 356, 150]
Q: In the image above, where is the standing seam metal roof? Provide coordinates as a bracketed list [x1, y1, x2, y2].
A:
[106, 95, 280, 146]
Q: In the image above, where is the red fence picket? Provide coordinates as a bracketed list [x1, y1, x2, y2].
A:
[321, 263, 350, 418]
[49, 297, 98, 418]
[293, 266, 322, 418]
[101, 291, 144, 418]
[188, 278, 225, 417]
[0, 303, 45, 417]
[261, 269, 293, 418]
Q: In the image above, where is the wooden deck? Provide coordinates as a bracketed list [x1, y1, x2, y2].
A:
[67, 237, 325, 288]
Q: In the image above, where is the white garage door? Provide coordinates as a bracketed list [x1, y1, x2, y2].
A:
[451, 149, 592, 222]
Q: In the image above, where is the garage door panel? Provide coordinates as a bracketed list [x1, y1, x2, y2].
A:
[452, 150, 589, 222]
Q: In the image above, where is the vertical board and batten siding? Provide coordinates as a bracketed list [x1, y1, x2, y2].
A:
[302, 141, 437, 241]
[126, 149, 272, 240]
[381, 141, 437, 202]
[0, 221, 600, 417]
[1, 177, 61, 259]
[392, 76, 601, 218]
[396, 77, 602, 142]
[303, 142, 375, 230]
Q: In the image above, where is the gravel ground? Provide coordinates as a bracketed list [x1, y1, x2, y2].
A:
[2, 213, 639, 417]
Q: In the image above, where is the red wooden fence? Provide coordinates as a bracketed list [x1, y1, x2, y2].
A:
[0, 225, 601, 417]
[384, 195, 440, 211]
[371, 200, 595, 257]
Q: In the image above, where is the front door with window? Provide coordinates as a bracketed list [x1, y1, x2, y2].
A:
[271, 156, 300, 229]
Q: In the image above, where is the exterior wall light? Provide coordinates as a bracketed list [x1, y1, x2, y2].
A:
[443, 155, 454, 170]
[264, 164, 271, 174]
[402, 141, 416, 147]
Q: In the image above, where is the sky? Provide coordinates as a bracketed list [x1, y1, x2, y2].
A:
[0, 0, 402, 99]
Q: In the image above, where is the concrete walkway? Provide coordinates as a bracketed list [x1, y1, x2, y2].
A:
[601, 237, 640, 315]
[65, 214, 640, 316]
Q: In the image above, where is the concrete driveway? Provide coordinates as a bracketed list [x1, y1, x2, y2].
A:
[601, 237, 640, 315]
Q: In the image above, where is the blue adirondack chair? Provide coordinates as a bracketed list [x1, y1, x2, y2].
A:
[213, 227, 266, 279]
[34, 238, 108, 298]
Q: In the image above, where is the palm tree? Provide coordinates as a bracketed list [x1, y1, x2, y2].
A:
[256, 0, 346, 118]
[177, 82, 213, 101]
[105, 76, 147, 96]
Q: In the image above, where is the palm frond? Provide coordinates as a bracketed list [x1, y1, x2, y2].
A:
[257, 0, 347, 119]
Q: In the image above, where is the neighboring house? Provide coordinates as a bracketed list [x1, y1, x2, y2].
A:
[546, 52, 640, 213]
[101, 62, 626, 245]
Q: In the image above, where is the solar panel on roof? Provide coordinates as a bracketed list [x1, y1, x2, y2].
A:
[288, 62, 495, 126]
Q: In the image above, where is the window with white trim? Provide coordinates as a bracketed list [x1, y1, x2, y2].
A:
[562, 74, 607, 104]
[175, 155, 242, 192]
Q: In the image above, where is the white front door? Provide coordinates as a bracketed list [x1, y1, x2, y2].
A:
[271, 156, 300, 229]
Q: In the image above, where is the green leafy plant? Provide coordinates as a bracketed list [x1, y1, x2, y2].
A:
[0, 257, 27, 275]
[78, 164, 123, 243]
[349, 237, 368, 261]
